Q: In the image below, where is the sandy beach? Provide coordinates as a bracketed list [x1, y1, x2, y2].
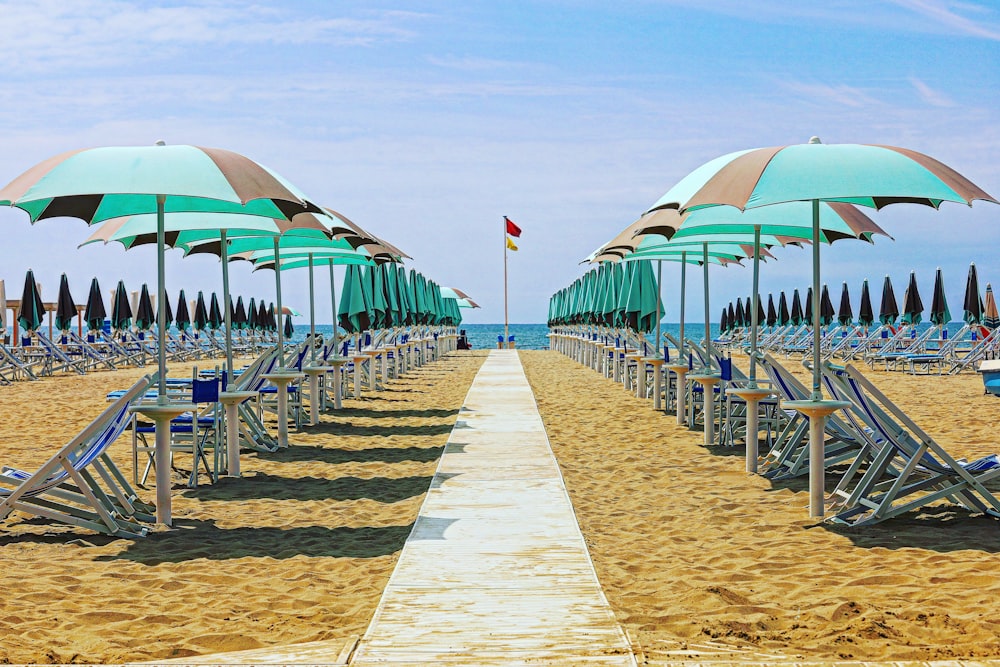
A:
[0, 351, 485, 664]
[520, 350, 1000, 663]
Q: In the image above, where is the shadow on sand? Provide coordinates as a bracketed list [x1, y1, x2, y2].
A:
[181, 472, 435, 503]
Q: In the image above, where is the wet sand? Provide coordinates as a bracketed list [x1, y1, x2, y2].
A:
[520, 350, 1000, 663]
[0, 351, 486, 664]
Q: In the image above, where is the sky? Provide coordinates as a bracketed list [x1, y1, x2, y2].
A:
[0, 0, 998, 325]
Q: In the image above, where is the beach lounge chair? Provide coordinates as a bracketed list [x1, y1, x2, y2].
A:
[948, 327, 1000, 374]
[0, 375, 157, 537]
[33, 331, 88, 376]
[821, 363, 1000, 525]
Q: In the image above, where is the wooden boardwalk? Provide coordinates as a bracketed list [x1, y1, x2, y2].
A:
[348, 349, 635, 665]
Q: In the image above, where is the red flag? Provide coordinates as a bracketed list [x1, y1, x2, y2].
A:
[505, 216, 522, 238]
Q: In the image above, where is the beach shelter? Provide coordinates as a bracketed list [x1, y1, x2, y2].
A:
[930, 268, 951, 326]
[964, 263, 984, 325]
[900, 271, 924, 326]
[820, 284, 835, 327]
[84, 278, 106, 332]
[111, 281, 132, 332]
[208, 293, 224, 330]
[193, 292, 209, 332]
[778, 292, 790, 326]
[175, 290, 191, 332]
[55, 273, 77, 333]
[879, 276, 899, 326]
[837, 283, 853, 326]
[984, 284, 999, 330]
[858, 280, 874, 327]
[247, 297, 258, 330]
[17, 269, 45, 336]
[134, 284, 155, 332]
[766, 294, 777, 328]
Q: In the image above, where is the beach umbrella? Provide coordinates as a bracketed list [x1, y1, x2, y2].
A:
[778, 292, 790, 326]
[963, 263, 984, 325]
[267, 303, 277, 332]
[984, 284, 999, 330]
[232, 295, 248, 331]
[755, 295, 766, 329]
[339, 264, 371, 333]
[900, 271, 924, 326]
[837, 282, 853, 326]
[820, 284, 835, 327]
[858, 280, 874, 327]
[55, 273, 77, 333]
[193, 291, 209, 332]
[247, 297, 259, 331]
[175, 290, 190, 332]
[368, 264, 389, 329]
[208, 293, 224, 330]
[258, 301, 269, 332]
[790, 289, 803, 325]
[111, 280, 132, 332]
[284, 314, 294, 339]
[766, 294, 777, 328]
[134, 283, 155, 332]
[84, 277, 106, 332]
[728, 302, 738, 330]
[159, 291, 173, 329]
[733, 298, 745, 329]
[929, 267, 951, 326]
[17, 269, 45, 334]
[804, 287, 814, 324]
[720, 307, 729, 333]
[622, 259, 662, 334]
[879, 275, 899, 326]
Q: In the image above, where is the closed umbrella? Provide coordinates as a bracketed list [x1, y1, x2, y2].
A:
[858, 280, 874, 327]
[930, 267, 951, 327]
[984, 284, 999, 330]
[837, 282, 853, 326]
[790, 289, 803, 325]
[284, 314, 294, 339]
[17, 269, 45, 335]
[734, 298, 745, 329]
[55, 273, 77, 333]
[820, 284, 835, 327]
[232, 295, 248, 331]
[257, 300, 268, 332]
[901, 271, 924, 326]
[267, 303, 277, 332]
[111, 280, 132, 332]
[963, 263, 984, 325]
[755, 295, 765, 330]
[84, 277, 106, 332]
[135, 284, 155, 332]
[766, 294, 777, 328]
[175, 290, 191, 332]
[804, 287, 814, 324]
[208, 293, 223, 330]
[193, 291, 209, 332]
[728, 302, 738, 330]
[720, 307, 729, 334]
[879, 276, 899, 326]
[778, 292, 790, 326]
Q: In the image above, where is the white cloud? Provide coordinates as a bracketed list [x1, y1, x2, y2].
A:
[780, 81, 884, 108]
[909, 77, 956, 107]
[888, 0, 1000, 40]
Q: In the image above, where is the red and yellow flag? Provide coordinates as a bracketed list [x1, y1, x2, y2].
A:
[506, 236, 518, 251]
[505, 216, 522, 238]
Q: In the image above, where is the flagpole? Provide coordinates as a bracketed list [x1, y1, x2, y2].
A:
[503, 215, 509, 349]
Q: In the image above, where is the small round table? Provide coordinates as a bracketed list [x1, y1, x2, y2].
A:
[688, 374, 722, 447]
[726, 386, 775, 473]
[218, 390, 257, 478]
[784, 399, 851, 518]
[262, 370, 304, 448]
[302, 365, 328, 426]
[130, 400, 196, 526]
[664, 364, 691, 425]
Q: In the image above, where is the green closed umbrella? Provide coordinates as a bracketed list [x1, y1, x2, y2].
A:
[111, 280, 132, 332]
[208, 293, 224, 330]
[900, 271, 924, 326]
[339, 264, 372, 334]
[134, 283, 155, 332]
[84, 277, 106, 332]
[175, 290, 191, 332]
[930, 267, 951, 326]
[193, 291, 209, 332]
[55, 273, 77, 333]
[17, 269, 45, 334]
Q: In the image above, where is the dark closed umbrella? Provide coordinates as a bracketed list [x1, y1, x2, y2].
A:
[733, 298, 744, 329]
[111, 280, 132, 331]
[18, 269, 45, 333]
[284, 313, 294, 339]
[233, 295, 248, 330]
[268, 303, 277, 332]
[778, 292, 790, 326]
[720, 307, 729, 333]
[879, 275, 899, 325]
[84, 277, 107, 332]
[193, 291, 209, 331]
[209, 293, 223, 330]
[134, 284, 155, 331]
[858, 279, 874, 327]
[766, 294, 777, 327]
[175, 290, 190, 331]
[728, 302, 738, 329]
[837, 282, 853, 326]
[963, 263, 983, 325]
[744, 297, 754, 328]
[257, 300, 268, 332]
[247, 297, 258, 330]
[756, 295, 765, 329]
[930, 267, 951, 326]
[984, 284, 999, 330]
[160, 291, 173, 328]
[790, 289, 803, 325]
[820, 284, 835, 326]
[900, 271, 924, 325]
[55, 273, 77, 332]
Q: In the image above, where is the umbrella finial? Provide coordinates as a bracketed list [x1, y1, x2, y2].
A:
[809, 136, 822, 144]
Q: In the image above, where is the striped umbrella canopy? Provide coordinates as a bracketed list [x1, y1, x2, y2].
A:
[820, 284, 835, 327]
[208, 293, 224, 330]
[858, 279, 874, 327]
[929, 267, 951, 326]
[984, 284, 999, 330]
[778, 292, 790, 326]
[837, 282, 853, 326]
[790, 289, 803, 325]
[879, 275, 899, 326]
[135, 283, 155, 331]
[900, 271, 924, 326]
[963, 263, 984, 325]
[84, 277, 106, 332]
[175, 290, 191, 332]
[55, 273, 77, 333]
[193, 291, 209, 331]
[111, 280, 132, 331]
[766, 294, 777, 327]
[17, 269, 45, 333]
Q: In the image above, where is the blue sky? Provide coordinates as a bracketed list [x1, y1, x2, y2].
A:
[0, 0, 997, 325]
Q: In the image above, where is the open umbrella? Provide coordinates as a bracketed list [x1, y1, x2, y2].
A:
[766, 294, 777, 328]
[55, 273, 77, 333]
[901, 271, 924, 326]
[879, 275, 899, 326]
[984, 284, 999, 330]
[820, 284, 835, 327]
[84, 277, 106, 332]
[930, 267, 951, 327]
[135, 284, 155, 332]
[175, 290, 191, 332]
[858, 280, 874, 327]
[208, 293, 223, 330]
[964, 263, 984, 325]
[837, 282, 853, 327]
[111, 280, 132, 332]
[193, 291, 209, 332]
[17, 269, 45, 335]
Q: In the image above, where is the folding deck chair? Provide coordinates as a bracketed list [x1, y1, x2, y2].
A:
[0, 375, 157, 537]
[820, 363, 1000, 525]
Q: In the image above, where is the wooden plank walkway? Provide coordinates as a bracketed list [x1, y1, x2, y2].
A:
[349, 349, 635, 665]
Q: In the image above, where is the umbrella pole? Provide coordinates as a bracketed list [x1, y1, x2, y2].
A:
[309, 254, 316, 365]
[328, 259, 343, 410]
[273, 237, 286, 367]
[655, 260, 662, 357]
[220, 230, 233, 389]
[219, 230, 243, 479]
[156, 195, 168, 402]
[676, 253, 687, 426]
[750, 225, 760, 386]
